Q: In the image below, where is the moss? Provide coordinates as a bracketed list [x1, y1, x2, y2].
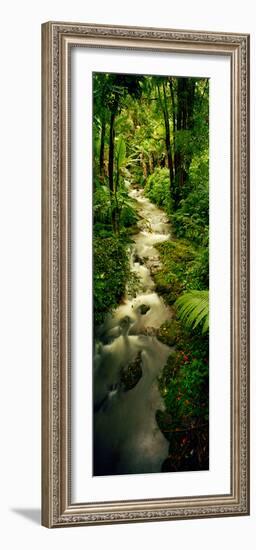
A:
[124, 224, 140, 235]
[157, 319, 182, 347]
[154, 275, 183, 305]
[152, 240, 197, 305]
[157, 353, 180, 397]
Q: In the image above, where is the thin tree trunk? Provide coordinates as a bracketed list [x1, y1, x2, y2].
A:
[109, 112, 115, 193]
[108, 111, 118, 233]
[157, 83, 174, 192]
[172, 77, 195, 208]
[99, 115, 106, 177]
[169, 77, 177, 180]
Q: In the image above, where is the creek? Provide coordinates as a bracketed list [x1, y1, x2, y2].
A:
[93, 188, 174, 476]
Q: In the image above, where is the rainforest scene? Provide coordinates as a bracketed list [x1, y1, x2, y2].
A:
[93, 72, 209, 476]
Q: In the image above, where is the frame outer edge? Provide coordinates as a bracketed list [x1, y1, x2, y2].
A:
[41, 22, 250, 528]
[42, 21, 53, 528]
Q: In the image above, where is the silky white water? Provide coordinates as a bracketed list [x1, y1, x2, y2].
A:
[93, 189, 174, 476]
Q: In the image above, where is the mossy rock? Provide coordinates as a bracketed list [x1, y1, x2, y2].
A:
[120, 351, 143, 391]
[157, 319, 182, 347]
[152, 239, 198, 305]
[157, 240, 196, 263]
[154, 274, 184, 305]
[157, 353, 180, 397]
[125, 225, 140, 235]
[141, 326, 158, 337]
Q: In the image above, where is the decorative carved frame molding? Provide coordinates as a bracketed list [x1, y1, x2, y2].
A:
[42, 22, 250, 528]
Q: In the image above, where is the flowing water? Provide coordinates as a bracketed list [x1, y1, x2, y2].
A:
[93, 188, 174, 476]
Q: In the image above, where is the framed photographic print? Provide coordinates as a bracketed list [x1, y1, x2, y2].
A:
[42, 21, 250, 527]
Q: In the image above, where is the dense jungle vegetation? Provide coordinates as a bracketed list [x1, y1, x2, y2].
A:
[93, 72, 209, 472]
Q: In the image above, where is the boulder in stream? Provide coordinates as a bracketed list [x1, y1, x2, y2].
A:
[140, 326, 159, 337]
[120, 351, 143, 391]
[134, 253, 144, 265]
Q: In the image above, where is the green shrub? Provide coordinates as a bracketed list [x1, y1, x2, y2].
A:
[156, 332, 209, 470]
[93, 236, 128, 326]
[144, 167, 173, 215]
[153, 240, 196, 304]
[171, 183, 209, 246]
[164, 348, 209, 423]
[93, 183, 111, 225]
[185, 246, 209, 290]
[119, 198, 138, 227]
[157, 319, 182, 347]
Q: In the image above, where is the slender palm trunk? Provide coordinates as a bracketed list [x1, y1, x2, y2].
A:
[99, 116, 106, 176]
[108, 111, 118, 233]
[157, 83, 174, 192]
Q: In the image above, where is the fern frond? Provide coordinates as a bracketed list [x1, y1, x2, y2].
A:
[175, 290, 209, 334]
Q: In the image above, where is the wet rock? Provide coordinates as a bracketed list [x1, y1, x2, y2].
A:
[100, 325, 121, 344]
[120, 351, 143, 391]
[126, 225, 140, 235]
[140, 326, 159, 337]
[119, 316, 132, 330]
[138, 303, 150, 315]
[147, 259, 160, 274]
[134, 254, 144, 265]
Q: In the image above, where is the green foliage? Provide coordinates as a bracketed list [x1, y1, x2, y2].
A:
[171, 151, 209, 245]
[157, 319, 182, 346]
[171, 193, 208, 243]
[175, 290, 209, 334]
[93, 236, 128, 326]
[117, 188, 138, 228]
[93, 183, 111, 226]
[185, 247, 209, 290]
[92, 72, 210, 473]
[161, 333, 209, 423]
[153, 240, 197, 304]
[157, 332, 209, 471]
[144, 168, 173, 215]
[115, 136, 126, 171]
[93, 180, 138, 231]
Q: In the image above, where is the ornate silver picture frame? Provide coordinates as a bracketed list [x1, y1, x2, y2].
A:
[42, 21, 250, 527]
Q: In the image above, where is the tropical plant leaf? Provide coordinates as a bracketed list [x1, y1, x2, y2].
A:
[115, 137, 126, 170]
[175, 290, 209, 334]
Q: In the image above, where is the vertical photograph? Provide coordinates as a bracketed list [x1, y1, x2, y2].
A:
[92, 72, 209, 476]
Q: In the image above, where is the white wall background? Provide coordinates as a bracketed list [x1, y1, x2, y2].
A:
[0, 0, 255, 548]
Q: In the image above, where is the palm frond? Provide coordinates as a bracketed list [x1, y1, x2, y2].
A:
[175, 290, 209, 334]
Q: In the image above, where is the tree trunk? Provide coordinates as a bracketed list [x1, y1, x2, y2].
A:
[108, 111, 118, 233]
[173, 77, 195, 209]
[157, 83, 174, 192]
[169, 77, 177, 179]
[109, 112, 115, 193]
[99, 115, 106, 177]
